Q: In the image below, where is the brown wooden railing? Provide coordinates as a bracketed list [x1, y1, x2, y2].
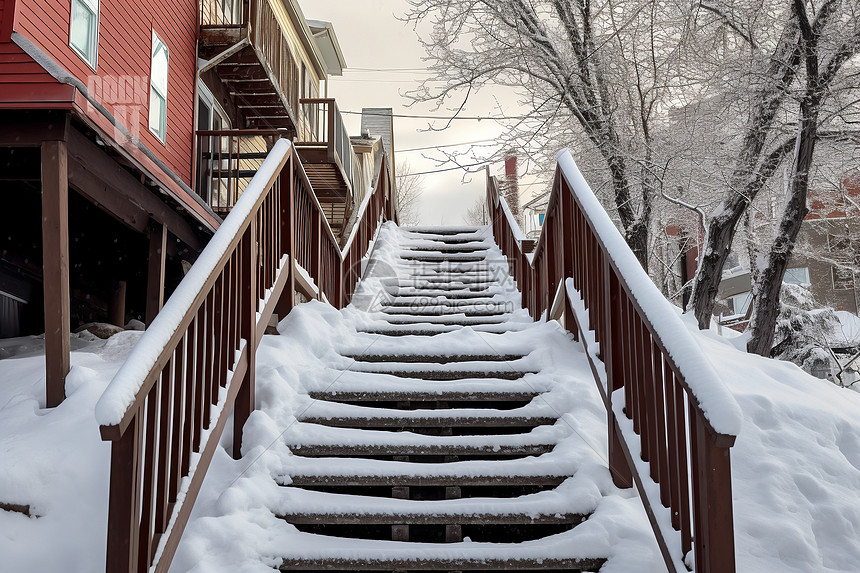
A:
[487, 152, 743, 573]
[297, 98, 362, 197]
[96, 139, 394, 573]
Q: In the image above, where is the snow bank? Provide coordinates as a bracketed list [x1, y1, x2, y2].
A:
[0, 332, 143, 571]
[557, 149, 743, 437]
[691, 317, 860, 572]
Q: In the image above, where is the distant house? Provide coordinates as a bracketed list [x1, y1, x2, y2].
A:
[522, 191, 548, 240]
[717, 178, 860, 320]
[0, 0, 392, 405]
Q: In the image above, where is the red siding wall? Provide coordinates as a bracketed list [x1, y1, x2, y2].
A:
[13, 0, 198, 184]
[0, 0, 72, 107]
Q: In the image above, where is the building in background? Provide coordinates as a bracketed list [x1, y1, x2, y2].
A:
[0, 0, 391, 404]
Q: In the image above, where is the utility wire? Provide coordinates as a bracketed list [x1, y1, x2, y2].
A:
[341, 110, 529, 121]
[398, 137, 499, 153]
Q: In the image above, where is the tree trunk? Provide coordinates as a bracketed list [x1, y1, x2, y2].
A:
[689, 16, 802, 329]
[747, 0, 822, 356]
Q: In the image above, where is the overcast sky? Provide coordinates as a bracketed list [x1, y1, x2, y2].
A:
[297, 0, 520, 225]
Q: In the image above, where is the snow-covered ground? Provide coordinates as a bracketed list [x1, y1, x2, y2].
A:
[2, 225, 860, 571]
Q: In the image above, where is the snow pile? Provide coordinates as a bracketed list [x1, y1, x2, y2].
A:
[0, 331, 144, 572]
[690, 313, 860, 572]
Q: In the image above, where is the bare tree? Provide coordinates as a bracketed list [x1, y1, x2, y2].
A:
[395, 160, 425, 226]
[464, 194, 488, 226]
[402, 0, 695, 271]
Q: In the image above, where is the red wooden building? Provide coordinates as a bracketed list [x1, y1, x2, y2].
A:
[0, 0, 366, 407]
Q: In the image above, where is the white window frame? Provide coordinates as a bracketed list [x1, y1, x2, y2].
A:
[69, 0, 99, 70]
[783, 267, 811, 286]
[728, 291, 752, 317]
[149, 31, 169, 144]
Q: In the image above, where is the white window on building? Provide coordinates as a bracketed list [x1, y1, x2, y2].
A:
[783, 267, 811, 286]
[149, 32, 169, 143]
[70, 0, 99, 69]
[728, 291, 752, 317]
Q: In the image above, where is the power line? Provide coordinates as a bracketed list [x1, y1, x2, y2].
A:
[346, 67, 430, 73]
[407, 162, 490, 176]
[398, 137, 499, 153]
[341, 110, 529, 121]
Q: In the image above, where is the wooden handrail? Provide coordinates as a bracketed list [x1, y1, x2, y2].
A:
[486, 151, 742, 573]
[96, 138, 395, 573]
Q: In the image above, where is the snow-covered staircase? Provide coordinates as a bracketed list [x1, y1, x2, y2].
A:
[174, 224, 657, 572]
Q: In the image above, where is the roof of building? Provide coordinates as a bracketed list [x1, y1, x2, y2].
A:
[306, 20, 347, 77]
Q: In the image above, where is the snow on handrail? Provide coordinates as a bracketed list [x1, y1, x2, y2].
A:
[556, 149, 742, 437]
[95, 139, 292, 426]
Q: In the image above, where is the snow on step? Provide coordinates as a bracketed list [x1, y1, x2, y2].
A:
[173, 222, 662, 573]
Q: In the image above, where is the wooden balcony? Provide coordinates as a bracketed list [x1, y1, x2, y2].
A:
[295, 98, 361, 235]
[195, 121, 360, 240]
[199, 0, 300, 131]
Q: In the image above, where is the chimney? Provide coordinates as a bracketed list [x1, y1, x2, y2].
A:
[360, 108, 395, 180]
[504, 153, 520, 220]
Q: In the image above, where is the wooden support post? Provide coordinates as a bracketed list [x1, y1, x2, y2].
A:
[558, 177, 576, 332]
[311, 210, 322, 297]
[109, 280, 127, 327]
[276, 153, 296, 318]
[146, 221, 168, 326]
[605, 259, 634, 489]
[41, 140, 70, 408]
[693, 409, 736, 573]
[234, 218, 257, 459]
[105, 415, 141, 573]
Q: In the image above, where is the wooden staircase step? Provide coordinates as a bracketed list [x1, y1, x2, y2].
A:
[404, 247, 491, 254]
[384, 291, 502, 299]
[278, 511, 589, 526]
[376, 317, 508, 327]
[403, 228, 483, 235]
[280, 556, 606, 571]
[282, 474, 566, 488]
[342, 369, 533, 381]
[307, 390, 537, 403]
[401, 255, 489, 263]
[343, 354, 526, 363]
[298, 414, 555, 429]
[288, 443, 555, 458]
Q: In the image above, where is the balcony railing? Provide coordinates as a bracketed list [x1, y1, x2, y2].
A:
[296, 98, 361, 198]
[196, 129, 286, 215]
[200, 0, 300, 130]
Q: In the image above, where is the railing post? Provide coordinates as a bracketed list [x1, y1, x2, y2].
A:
[544, 218, 557, 317]
[311, 210, 322, 293]
[146, 220, 168, 326]
[558, 177, 576, 333]
[276, 152, 296, 318]
[233, 217, 257, 459]
[692, 409, 736, 573]
[326, 101, 336, 163]
[605, 259, 634, 489]
[105, 415, 141, 573]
